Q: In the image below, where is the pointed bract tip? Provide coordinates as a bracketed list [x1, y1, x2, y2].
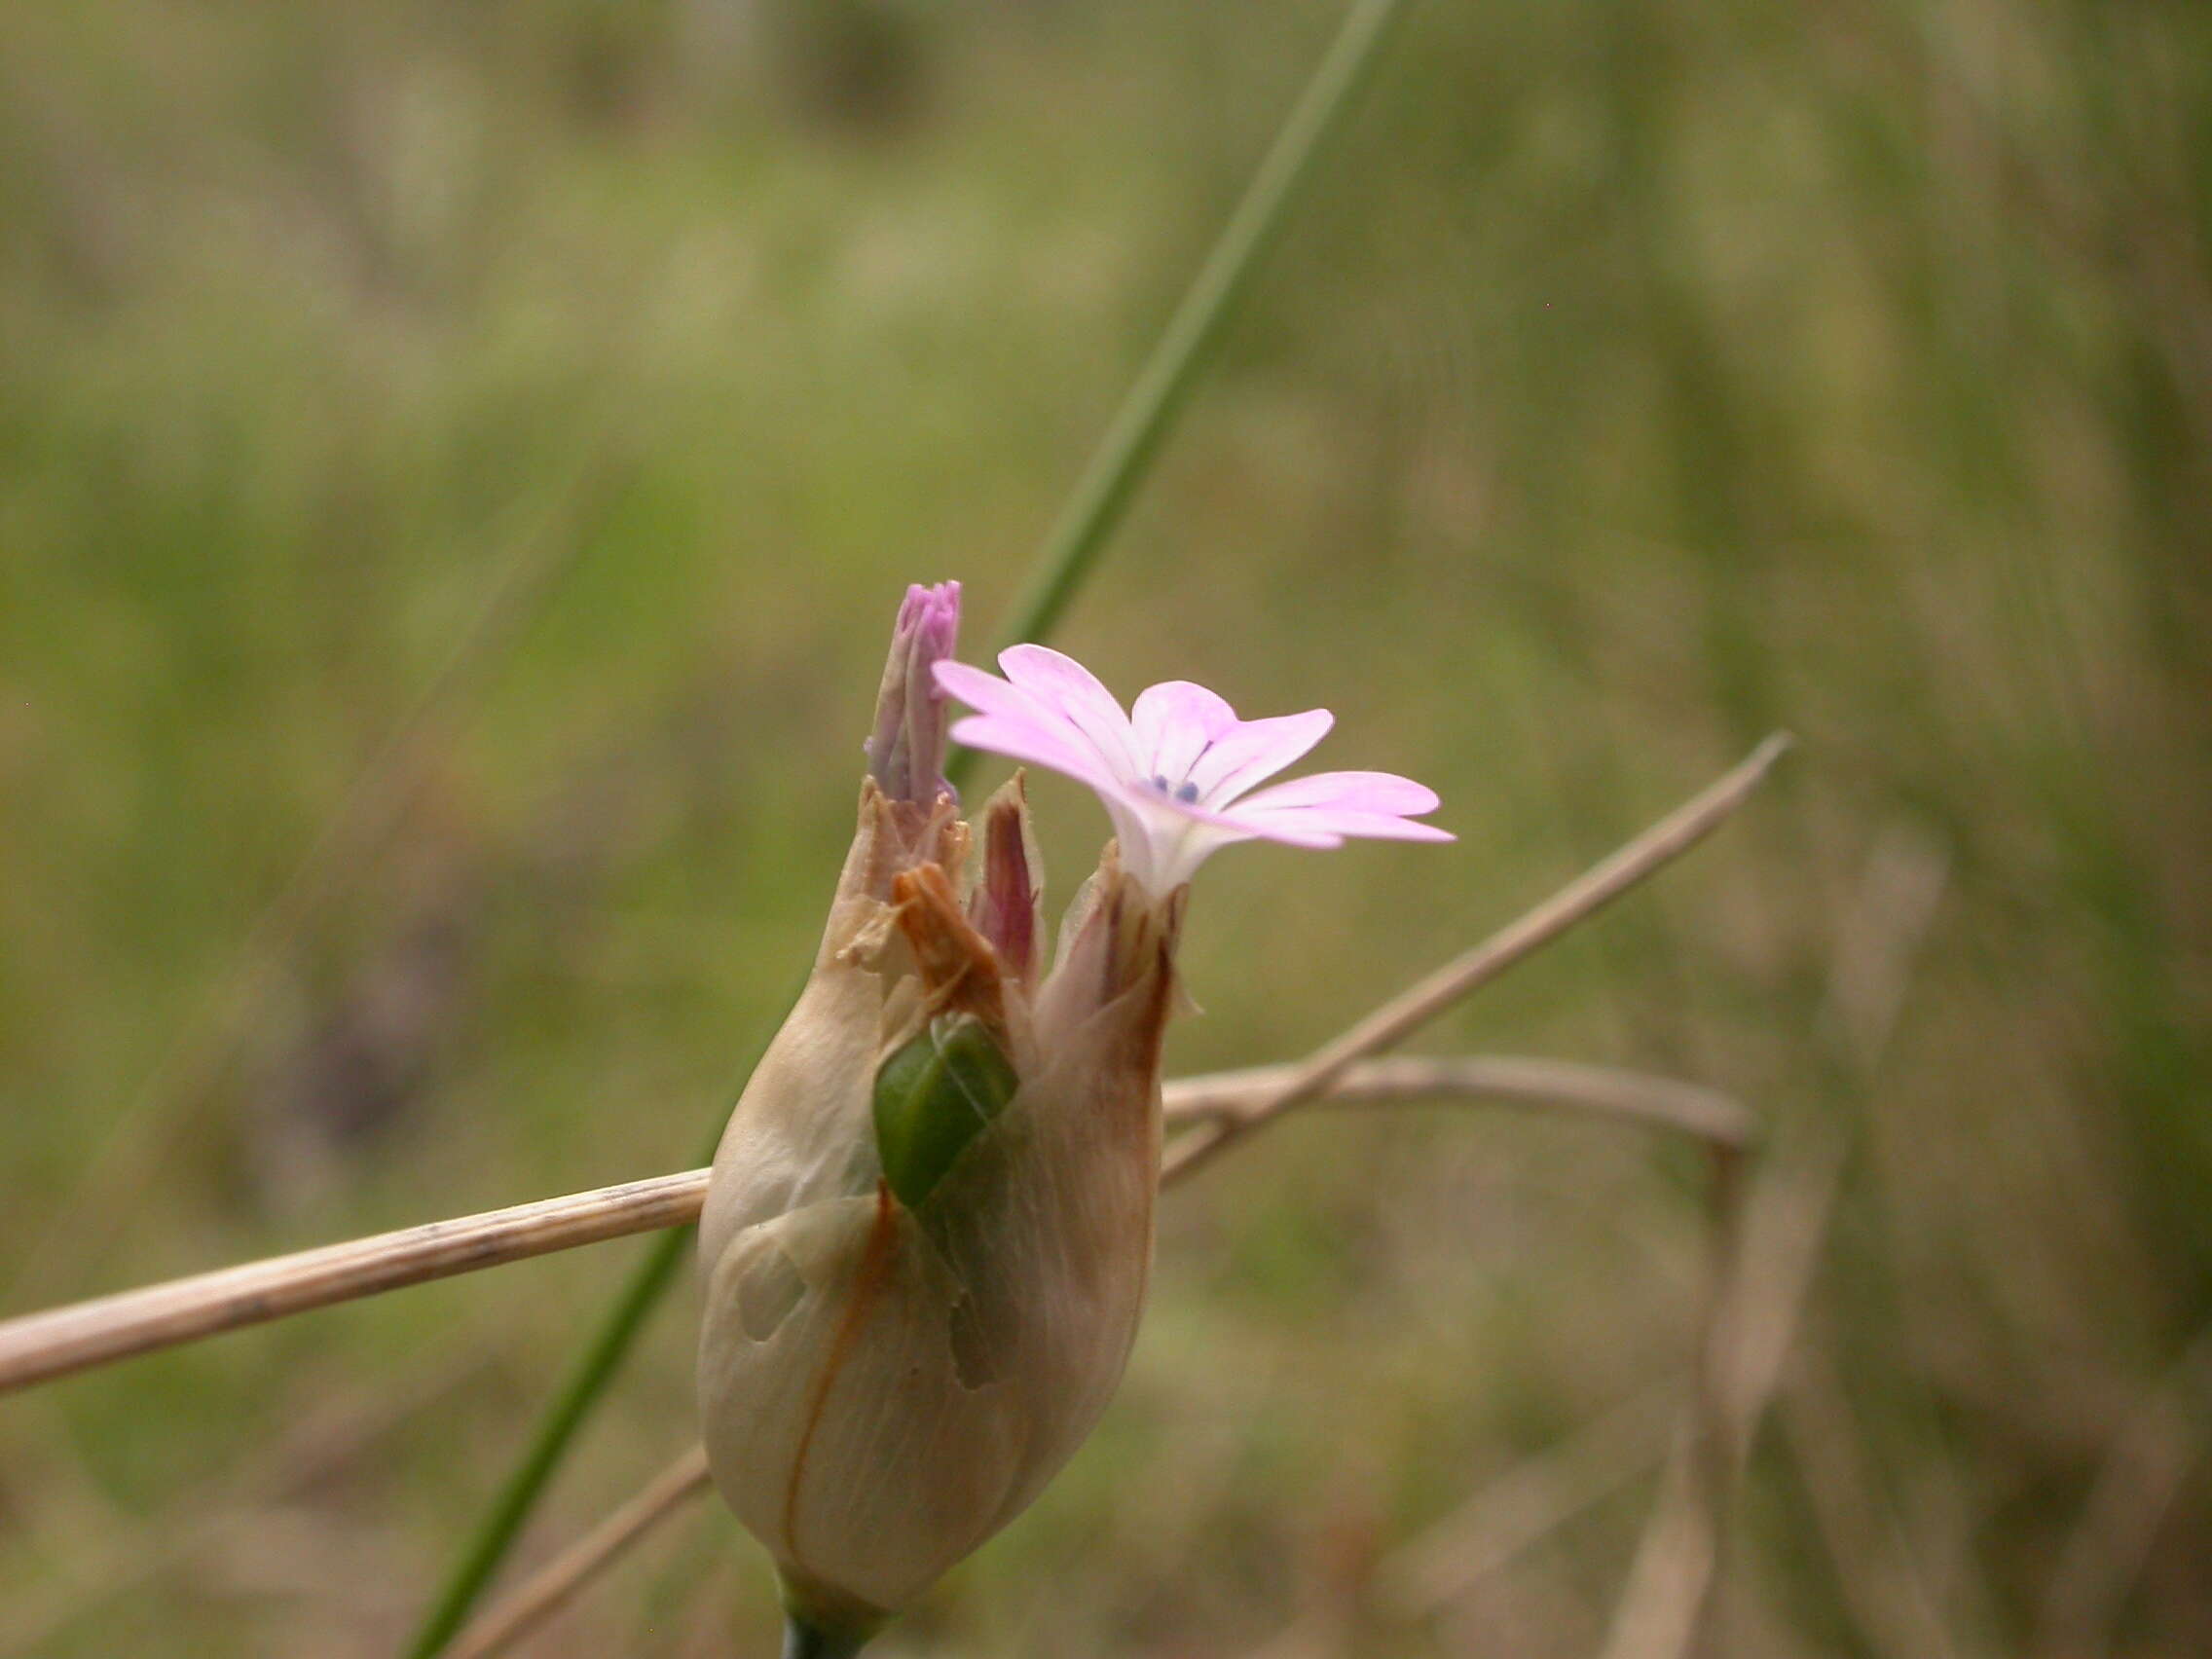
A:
[970, 774, 1042, 984]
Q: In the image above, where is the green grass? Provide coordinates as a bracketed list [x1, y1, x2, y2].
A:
[2, 0, 2209, 1654]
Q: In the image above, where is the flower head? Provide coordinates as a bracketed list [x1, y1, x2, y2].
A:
[699, 596, 1455, 1650]
[934, 644, 1452, 894]
[698, 589, 1179, 1645]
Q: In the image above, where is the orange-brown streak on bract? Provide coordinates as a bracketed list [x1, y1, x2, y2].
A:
[781, 1181, 903, 1576]
[891, 864, 1010, 1041]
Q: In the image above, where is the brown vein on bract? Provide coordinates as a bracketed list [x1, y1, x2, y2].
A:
[782, 1181, 902, 1574]
[1128, 925, 1178, 1318]
[890, 864, 1011, 1043]
[1130, 895, 1184, 1081]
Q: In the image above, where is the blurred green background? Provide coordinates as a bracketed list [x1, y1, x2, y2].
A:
[3, 0, 2208, 1653]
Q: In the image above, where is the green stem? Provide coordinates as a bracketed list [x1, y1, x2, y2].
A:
[402, 4, 1414, 1651]
[781, 1614, 874, 1659]
[401, 1158, 706, 1659]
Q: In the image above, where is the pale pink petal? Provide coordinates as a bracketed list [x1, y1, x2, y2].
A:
[929, 641, 1448, 893]
[1232, 769, 1442, 818]
[938, 659, 1124, 789]
[1123, 788, 1340, 847]
[1186, 709, 1335, 804]
[932, 659, 1045, 722]
[945, 715, 1120, 793]
[1130, 681, 1237, 782]
[1208, 815, 1344, 850]
[1233, 805, 1455, 843]
[997, 645, 1140, 775]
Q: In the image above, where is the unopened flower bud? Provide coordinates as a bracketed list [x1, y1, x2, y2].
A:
[864, 580, 961, 807]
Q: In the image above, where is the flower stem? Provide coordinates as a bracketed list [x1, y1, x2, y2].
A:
[401, 4, 1417, 1651]
[782, 1615, 874, 1659]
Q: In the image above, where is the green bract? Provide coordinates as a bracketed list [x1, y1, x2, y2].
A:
[871, 1014, 1018, 1209]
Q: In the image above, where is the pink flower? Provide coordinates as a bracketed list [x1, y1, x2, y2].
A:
[933, 645, 1452, 895]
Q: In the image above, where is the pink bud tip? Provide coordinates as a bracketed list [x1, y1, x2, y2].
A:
[866, 582, 963, 803]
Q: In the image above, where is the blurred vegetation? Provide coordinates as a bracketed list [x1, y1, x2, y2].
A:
[2, 0, 2208, 1654]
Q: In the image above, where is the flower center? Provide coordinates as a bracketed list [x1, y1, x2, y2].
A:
[1150, 773, 1201, 805]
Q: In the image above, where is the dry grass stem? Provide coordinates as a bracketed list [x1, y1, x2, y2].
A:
[1599, 825, 1949, 1659]
[0, 1056, 1741, 1394]
[2036, 1321, 2212, 1653]
[1166, 1055, 1754, 1148]
[1772, 827, 1995, 1659]
[0, 1171, 710, 1395]
[1600, 1125, 1841, 1659]
[1781, 1352, 1976, 1659]
[1600, 1436, 1726, 1659]
[1165, 734, 1792, 1184]
[445, 1444, 714, 1659]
